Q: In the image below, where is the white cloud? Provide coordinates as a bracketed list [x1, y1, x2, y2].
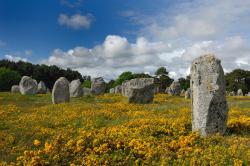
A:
[43, 34, 250, 80]
[58, 13, 93, 29]
[44, 0, 250, 80]
[5, 54, 28, 62]
[139, 0, 250, 41]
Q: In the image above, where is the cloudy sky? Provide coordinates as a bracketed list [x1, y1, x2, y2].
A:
[1, 0, 250, 80]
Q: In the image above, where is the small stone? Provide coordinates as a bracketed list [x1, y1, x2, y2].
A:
[11, 85, 20, 93]
[109, 88, 115, 93]
[37, 81, 47, 94]
[83, 87, 92, 96]
[237, 89, 243, 96]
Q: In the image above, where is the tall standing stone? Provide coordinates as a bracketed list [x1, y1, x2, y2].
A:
[37, 81, 47, 94]
[114, 85, 122, 94]
[91, 77, 106, 95]
[69, 79, 83, 97]
[185, 88, 191, 99]
[52, 77, 70, 104]
[19, 76, 38, 95]
[191, 54, 228, 136]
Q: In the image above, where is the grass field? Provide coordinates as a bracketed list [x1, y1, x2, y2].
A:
[0, 92, 249, 165]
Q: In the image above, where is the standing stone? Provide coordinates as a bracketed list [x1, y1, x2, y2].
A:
[11, 85, 20, 93]
[91, 77, 106, 95]
[246, 92, 250, 96]
[237, 89, 243, 96]
[229, 91, 236, 96]
[154, 85, 160, 94]
[83, 87, 92, 96]
[180, 89, 186, 96]
[37, 81, 47, 94]
[191, 54, 228, 136]
[168, 81, 181, 96]
[121, 80, 130, 96]
[69, 79, 83, 97]
[109, 88, 115, 93]
[165, 87, 170, 94]
[185, 88, 191, 99]
[19, 76, 38, 95]
[114, 85, 122, 94]
[52, 77, 70, 104]
[124, 78, 155, 103]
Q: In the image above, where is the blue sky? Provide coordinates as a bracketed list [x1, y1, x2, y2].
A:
[1, 0, 250, 79]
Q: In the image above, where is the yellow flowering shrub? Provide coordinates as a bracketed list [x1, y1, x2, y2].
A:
[0, 93, 249, 165]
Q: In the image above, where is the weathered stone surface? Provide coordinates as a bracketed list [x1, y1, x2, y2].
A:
[11, 85, 20, 93]
[165, 87, 170, 94]
[91, 77, 106, 95]
[180, 89, 185, 96]
[185, 88, 191, 99]
[229, 91, 236, 96]
[19, 76, 38, 95]
[121, 80, 130, 96]
[52, 77, 70, 104]
[154, 85, 160, 94]
[168, 81, 181, 96]
[109, 88, 115, 93]
[191, 54, 228, 136]
[69, 79, 83, 97]
[37, 81, 47, 94]
[83, 87, 92, 96]
[123, 78, 155, 103]
[114, 85, 122, 94]
[237, 89, 243, 96]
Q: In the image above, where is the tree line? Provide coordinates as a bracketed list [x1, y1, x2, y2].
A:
[0, 59, 250, 94]
[0, 60, 83, 91]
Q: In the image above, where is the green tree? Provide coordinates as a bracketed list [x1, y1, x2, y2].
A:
[225, 69, 250, 94]
[154, 67, 173, 92]
[178, 75, 190, 90]
[0, 68, 21, 91]
[83, 80, 92, 88]
[155, 67, 169, 76]
[114, 71, 134, 86]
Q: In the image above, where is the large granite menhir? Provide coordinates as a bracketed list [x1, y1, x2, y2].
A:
[52, 77, 70, 104]
[123, 78, 155, 104]
[191, 54, 228, 136]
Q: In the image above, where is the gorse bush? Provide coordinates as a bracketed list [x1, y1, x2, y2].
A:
[0, 93, 249, 165]
[0, 68, 21, 91]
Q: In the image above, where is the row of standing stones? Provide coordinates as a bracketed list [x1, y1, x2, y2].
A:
[9, 54, 247, 136]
